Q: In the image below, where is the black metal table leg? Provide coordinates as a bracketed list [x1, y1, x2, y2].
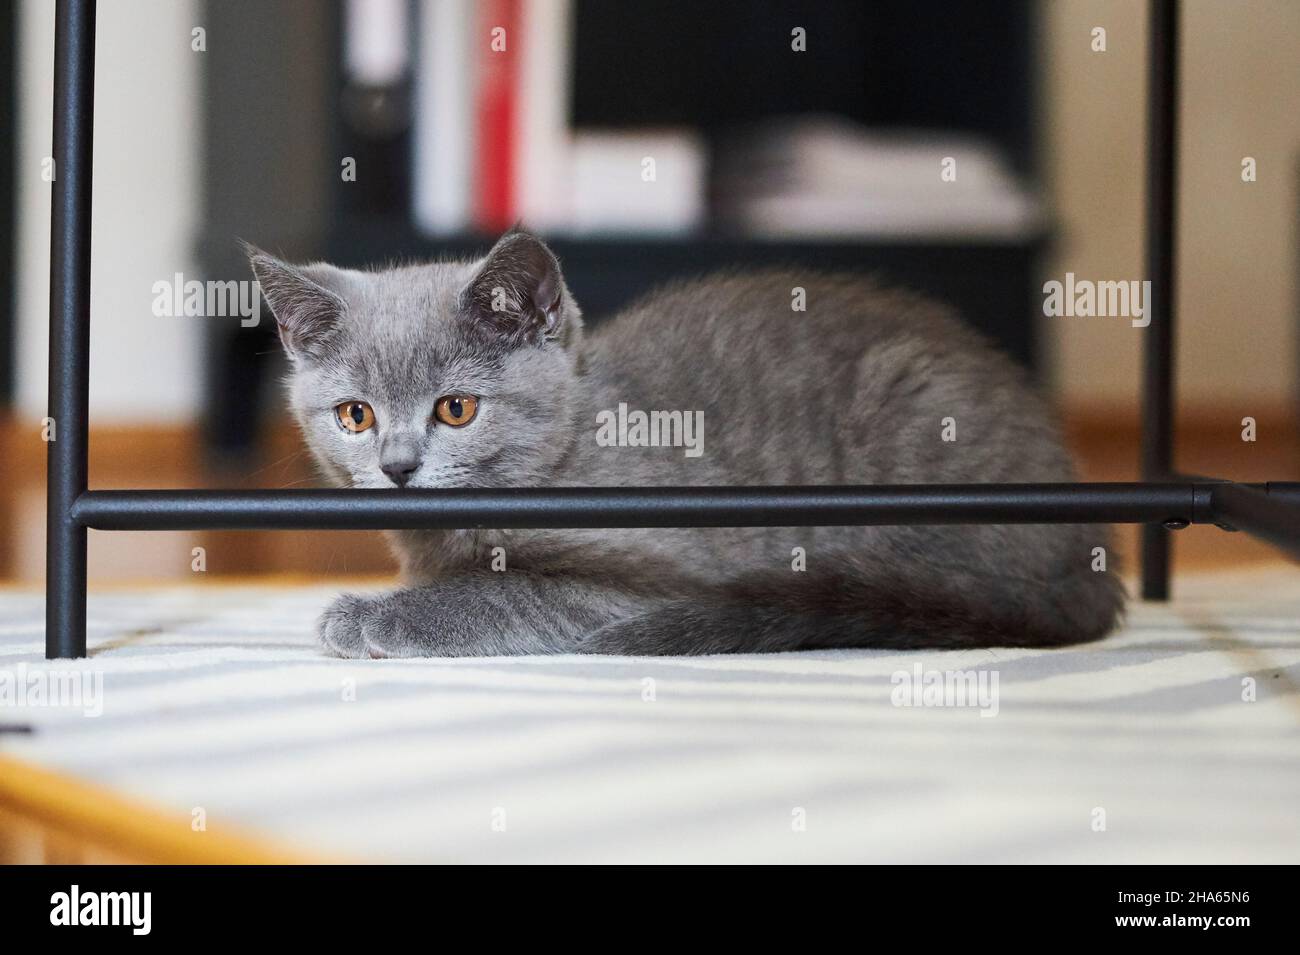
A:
[45, 0, 96, 660]
[1141, 0, 1180, 600]
[37, 0, 1294, 661]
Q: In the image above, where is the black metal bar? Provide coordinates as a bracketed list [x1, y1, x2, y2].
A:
[1140, 0, 1180, 600]
[45, 0, 96, 660]
[69, 483, 1296, 532]
[1210, 483, 1300, 561]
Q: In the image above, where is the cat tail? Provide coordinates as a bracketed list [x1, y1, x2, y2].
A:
[576, 556, 1126, 655]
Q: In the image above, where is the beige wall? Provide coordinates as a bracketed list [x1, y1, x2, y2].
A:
[1041, 0, 1299, 414]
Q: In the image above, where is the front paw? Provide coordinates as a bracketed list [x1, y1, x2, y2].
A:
[317, 592, 434, 659]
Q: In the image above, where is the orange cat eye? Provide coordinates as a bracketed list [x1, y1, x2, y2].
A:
[335, 400, 376, 433]
[434, 395, 478, 427]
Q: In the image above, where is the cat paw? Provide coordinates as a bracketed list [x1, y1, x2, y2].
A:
[317, 592, 434, 659]
[317, 593, 380, 658]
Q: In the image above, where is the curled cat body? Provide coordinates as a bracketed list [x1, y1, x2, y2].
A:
[247, 230, 1124, 658]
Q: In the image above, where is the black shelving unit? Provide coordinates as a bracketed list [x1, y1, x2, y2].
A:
[201, 0, 1048, 459]
[324, 220, 1048, 367]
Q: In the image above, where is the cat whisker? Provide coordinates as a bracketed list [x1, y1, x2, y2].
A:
[250, 448, 307, 479]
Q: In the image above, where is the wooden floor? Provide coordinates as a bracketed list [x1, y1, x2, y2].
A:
[1063, 409, 1298, 571]
[1, 408, 1296, 583]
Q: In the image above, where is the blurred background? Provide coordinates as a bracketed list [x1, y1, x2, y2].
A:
[1, 0, 1297, 585]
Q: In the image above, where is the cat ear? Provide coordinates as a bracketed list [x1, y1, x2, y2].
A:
[244, 243, 348, 361]
[460, 230, 575, 346]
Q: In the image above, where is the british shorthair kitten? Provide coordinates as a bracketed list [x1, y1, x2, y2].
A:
[247, 231, 1123, 657]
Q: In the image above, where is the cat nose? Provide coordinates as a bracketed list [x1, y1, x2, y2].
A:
[381, 456, 421, 487]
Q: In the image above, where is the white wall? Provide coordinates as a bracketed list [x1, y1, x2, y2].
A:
[17, 0, 203, 423]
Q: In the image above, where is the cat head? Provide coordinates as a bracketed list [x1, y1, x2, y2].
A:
[246, 230, 584, 489]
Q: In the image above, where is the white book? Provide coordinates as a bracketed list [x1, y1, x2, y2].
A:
[568, 130, 706, 235]
[413, 0, 475, 235]
[717, 118, 1042, 239]
[344, 0, 409, 86]
[517, 0, 575, 231]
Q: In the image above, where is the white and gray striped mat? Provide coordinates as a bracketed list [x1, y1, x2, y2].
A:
[2, 566, 1298, 863]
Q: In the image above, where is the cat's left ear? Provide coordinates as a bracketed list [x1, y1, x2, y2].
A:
[460, 231, 579, 347]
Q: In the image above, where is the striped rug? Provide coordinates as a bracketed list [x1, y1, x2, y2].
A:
[2, 565, 1298, 863]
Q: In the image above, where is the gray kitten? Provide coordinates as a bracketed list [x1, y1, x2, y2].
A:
[247, 231, 1123, 658]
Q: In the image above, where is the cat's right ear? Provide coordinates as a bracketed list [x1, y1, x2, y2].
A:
[459, 230, 577, 348]
[243, 243, 347, 361]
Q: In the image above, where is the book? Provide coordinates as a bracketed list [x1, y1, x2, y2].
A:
[473, 0, 521, 232]
[412, 0, 475, 234]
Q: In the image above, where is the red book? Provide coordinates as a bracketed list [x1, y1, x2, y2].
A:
[475, 0, 520, 232]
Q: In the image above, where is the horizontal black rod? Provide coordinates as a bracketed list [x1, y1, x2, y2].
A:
[66, 482, 1300, 532]
[1209, 483, 1300, 561]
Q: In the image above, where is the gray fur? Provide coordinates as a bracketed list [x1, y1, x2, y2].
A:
[247, 231, 1124, 658]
